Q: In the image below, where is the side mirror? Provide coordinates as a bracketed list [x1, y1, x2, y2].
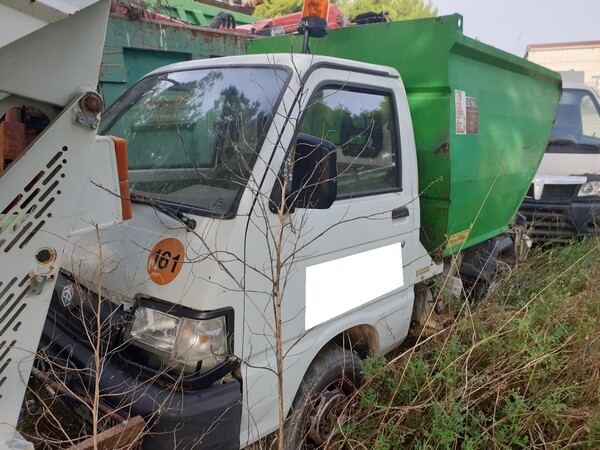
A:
[287, 133, 337, 211]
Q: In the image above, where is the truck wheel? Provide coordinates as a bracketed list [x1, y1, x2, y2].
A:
[283, 343, 363, 449]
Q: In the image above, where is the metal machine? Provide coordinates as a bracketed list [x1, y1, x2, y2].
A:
[0, 0, 125, 446]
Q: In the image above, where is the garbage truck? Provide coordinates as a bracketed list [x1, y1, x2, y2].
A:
[34, 13, 561, 449]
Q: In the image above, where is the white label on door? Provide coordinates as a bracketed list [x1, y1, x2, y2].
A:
[305, 242, 404, 329]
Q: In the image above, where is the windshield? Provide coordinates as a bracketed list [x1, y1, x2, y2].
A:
[100, 66, 290, 216]
[548, 88, 600, 153]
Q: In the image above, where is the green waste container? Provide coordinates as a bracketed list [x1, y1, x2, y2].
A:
[248, 14, 561, 256]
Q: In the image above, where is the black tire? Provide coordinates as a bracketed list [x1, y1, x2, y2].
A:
[282, 343, 363, 450]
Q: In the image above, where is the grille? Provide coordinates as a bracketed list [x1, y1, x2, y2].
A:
[520, 205, 577, 241]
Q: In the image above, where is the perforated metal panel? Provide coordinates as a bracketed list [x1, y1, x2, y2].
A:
[0, 0, 111, 440]
[0, 96, 108, 439]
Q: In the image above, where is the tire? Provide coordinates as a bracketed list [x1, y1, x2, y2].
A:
[282, 343, 363, 450]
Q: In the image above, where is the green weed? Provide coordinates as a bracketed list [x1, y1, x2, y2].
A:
[345, 238, 600, 449]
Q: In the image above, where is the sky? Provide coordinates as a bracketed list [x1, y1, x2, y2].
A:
[435, 0, 600, 57]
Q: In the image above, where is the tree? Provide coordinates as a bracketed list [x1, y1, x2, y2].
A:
[255, 0, 302, 19]
[339, 0, 437, 21]
[256, 0, 437, 22]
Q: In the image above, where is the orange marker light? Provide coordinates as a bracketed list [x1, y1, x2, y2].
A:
[110, 136, 132, 221]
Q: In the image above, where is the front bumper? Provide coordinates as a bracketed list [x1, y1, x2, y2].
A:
[36, 275, 242, 449]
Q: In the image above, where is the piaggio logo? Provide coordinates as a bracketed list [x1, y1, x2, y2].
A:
[61, 284, 74, 307]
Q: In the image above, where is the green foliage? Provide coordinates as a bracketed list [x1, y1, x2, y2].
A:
[338, 0, 437, 21]
[344, 238, 600, 449]
[254, 0, 302, 19]
[255, 0, 437, 23]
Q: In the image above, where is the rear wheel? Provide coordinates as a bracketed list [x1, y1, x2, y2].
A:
[283, 344, 363, 450]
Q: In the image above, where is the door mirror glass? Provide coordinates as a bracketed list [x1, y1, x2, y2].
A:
[287, 133, 337, 211]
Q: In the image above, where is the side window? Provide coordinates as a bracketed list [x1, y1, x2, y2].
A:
[552, 90, 600, 146]
[299, 87, 399, 197]
[580, 95, 600, 139]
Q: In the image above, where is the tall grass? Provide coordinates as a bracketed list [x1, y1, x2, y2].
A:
[344, 238, 600, 449]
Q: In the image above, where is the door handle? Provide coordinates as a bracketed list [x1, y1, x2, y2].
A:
[392, 206, 410, 220]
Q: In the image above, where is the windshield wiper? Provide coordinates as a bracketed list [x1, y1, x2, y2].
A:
[130, 192, 197, 231]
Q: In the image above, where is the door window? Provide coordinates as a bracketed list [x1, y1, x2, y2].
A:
[550, 89, 600, 152]
[299, 87, 400, 197]
[581, 95, 600, 139]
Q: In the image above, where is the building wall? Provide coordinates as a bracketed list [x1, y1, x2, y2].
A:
[526, 43, 600, 94]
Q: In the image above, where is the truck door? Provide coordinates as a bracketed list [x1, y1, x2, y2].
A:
[244, 66, 418, 345]
[238, 66, 419, 442]
[288, 73, 417, 330]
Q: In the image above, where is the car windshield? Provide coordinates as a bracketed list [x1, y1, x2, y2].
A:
[100, 66, 290, 216]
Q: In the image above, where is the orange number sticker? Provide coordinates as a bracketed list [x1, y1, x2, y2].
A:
[147, 238, 185, 285]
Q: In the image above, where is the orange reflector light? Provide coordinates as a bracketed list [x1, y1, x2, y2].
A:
[110, 136, 132, 221]
[119, 180, 132, 221]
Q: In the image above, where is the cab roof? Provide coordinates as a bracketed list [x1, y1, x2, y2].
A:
[144, 53, 400, 81]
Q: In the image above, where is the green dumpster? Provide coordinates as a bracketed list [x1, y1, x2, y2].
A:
[248, 14, 561, 256]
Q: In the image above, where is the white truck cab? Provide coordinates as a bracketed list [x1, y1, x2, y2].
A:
[519, 82, 600, 239]
[41, 53, 438, 449]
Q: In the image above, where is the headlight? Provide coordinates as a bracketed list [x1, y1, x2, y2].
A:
[578, 181, 600, 197]
[127, 306, 229, 373]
